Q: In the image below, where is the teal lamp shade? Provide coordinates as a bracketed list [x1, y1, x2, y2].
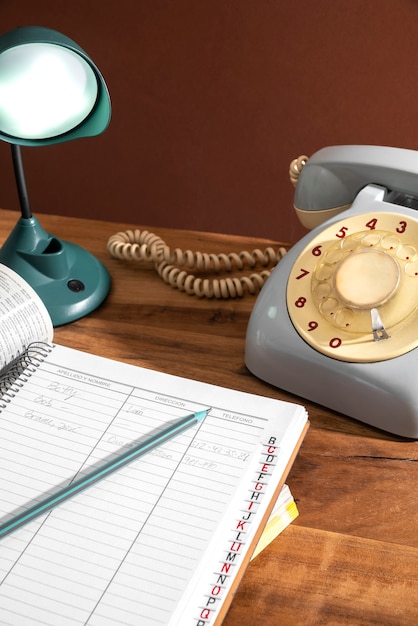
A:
[0, 26, 111, 326]
[0, 26, 110, 144]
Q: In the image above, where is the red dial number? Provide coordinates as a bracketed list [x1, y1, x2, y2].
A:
[336, 226, 348, 239]
[396, 221, 407, 234]
[296, 268, 310, 280]
[365, 218, 378, 230]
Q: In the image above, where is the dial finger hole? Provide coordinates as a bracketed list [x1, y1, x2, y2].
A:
[313, 282, 332, 300]
[381, 234, 400, 250]
[405, 259, 418, 277]
[334, 307, 355, 328]
[341, 238, 360, 252]
[314, 264, 333, 281]
[319, 297, 339, 316]
[361, 233, 381, 246]
[324, 248, 344, 264]
[396, 245, 417, 261]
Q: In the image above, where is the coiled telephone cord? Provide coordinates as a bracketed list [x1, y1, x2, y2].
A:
[289, 155, 309, 187]
[107, 229, 288, 299]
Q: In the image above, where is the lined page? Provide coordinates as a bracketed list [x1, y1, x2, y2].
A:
[0, 344, 307, 626]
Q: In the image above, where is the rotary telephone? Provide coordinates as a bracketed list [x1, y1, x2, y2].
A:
[245, 145, 418, 438]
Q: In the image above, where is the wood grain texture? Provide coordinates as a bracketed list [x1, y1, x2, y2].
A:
[225, 525, 418, 625]
[1, 209, 417, 625]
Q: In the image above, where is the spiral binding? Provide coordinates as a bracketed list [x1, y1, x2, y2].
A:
[107, 230, 288, 298]
[0, 342, 53, 409]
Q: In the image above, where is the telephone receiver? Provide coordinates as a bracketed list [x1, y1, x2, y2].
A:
[245, 145, 418, 438]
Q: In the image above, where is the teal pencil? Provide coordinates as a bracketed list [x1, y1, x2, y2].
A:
[0, 408, 209, 539]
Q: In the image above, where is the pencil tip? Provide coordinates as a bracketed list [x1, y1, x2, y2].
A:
[195, 408, 210, 422]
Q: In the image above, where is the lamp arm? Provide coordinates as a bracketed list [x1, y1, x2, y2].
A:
[11, 144, 32, 219]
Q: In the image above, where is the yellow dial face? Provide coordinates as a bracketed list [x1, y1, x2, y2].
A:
[287, 212, 418, 362]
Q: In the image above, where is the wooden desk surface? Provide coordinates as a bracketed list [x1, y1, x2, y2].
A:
[2, 209, 417, 624]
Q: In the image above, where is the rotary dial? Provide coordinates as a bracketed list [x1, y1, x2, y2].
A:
[286, 212, 418, 362]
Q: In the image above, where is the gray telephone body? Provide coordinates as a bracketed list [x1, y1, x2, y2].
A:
[245, 145, 418, 438]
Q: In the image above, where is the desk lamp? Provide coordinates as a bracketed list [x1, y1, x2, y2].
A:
[0, 26, 111, 326]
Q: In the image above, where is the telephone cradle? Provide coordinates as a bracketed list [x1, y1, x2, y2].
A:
[245, 145, 418, 438]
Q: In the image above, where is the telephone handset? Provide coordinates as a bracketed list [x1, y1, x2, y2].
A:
[245, 145, 418, 438]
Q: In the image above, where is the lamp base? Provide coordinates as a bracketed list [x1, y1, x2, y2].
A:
[0, 215, 111, 326]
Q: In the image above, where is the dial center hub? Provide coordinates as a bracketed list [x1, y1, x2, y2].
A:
[334, 249, 400, 309]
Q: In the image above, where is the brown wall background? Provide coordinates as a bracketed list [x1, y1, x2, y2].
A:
[0, 0, 417, 244]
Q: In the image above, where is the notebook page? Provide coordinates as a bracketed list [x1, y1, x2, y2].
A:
[0, 344, 307, 626]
